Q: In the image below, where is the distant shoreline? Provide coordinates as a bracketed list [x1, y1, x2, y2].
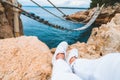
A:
[22, 6, 88, 9]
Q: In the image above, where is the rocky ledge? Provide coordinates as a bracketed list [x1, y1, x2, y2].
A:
[0, 36, 52, 80]
[66, 3, 120, 25]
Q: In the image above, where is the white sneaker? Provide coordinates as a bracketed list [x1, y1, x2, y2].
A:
[52, 41, 68, 65]
[67, 48, 78, 64]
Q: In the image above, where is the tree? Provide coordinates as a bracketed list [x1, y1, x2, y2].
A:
[90, 0, 120, 8]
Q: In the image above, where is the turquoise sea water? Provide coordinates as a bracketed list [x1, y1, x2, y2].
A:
[21, 6, 92, 48]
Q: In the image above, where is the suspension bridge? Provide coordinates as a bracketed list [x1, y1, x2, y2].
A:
[1, 0, 104, 31]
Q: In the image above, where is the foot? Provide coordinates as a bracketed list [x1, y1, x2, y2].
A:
[67, 48, 78, 65]
[56, 53, 65, 60]
[52, 41, 68, 64]
[69, 56, 77, 64]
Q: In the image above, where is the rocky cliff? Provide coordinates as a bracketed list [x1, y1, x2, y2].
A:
[66, 3, 120, 26]
[0, 0, 23, 39]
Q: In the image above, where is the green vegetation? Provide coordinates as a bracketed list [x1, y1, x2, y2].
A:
[90, 0, 120, 8]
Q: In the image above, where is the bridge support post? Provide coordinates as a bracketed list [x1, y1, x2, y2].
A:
[12, 0, 20, 37]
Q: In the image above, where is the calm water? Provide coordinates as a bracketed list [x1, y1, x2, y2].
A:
[21, 6, 92, 48]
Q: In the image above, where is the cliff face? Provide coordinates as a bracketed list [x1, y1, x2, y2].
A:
[0, 0, 23, 39]
[66, 3, 120, 26]
[0, 36, 52, 80]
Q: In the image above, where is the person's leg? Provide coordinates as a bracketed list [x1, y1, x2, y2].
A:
[51, 42, 81, 80]
[67, 50, 120, 80]
[93, 53, 120, 80]
[67, 48, 97, 80]
[52, 59, 81, 80]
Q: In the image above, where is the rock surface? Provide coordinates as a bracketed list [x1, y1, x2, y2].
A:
[0, 36, 52, 80]
[0, 0, 23, 39]
[66, 3, 120, 25]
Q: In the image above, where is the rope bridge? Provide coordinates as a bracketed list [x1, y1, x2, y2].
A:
[1, 0, 104, 31]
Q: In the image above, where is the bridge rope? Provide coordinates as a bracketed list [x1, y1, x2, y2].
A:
[2, 0, 104, 31]
[30, 0, 86, 24]
[30, 0, 65, 21]
[74, 4, 104, 30]
[46, 0, 88, 24]
[47, 0, 67, 17]
[2, 0, 71, 31]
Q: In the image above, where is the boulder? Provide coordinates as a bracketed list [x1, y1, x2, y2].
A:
[0, 36, 52, 80]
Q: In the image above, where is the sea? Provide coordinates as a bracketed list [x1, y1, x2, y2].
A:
[21, 6, 93, 48]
